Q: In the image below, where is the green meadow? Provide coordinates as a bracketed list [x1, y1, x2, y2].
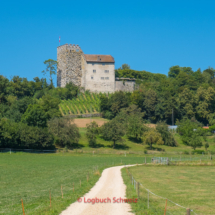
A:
[0, 153, 147, 215]
[76, 127, 215, 155]
[122, 164, 215, 215]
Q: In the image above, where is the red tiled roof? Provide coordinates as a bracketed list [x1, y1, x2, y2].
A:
[84, 54, 115, 63]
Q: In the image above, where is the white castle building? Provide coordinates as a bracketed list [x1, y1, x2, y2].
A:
[57, 44, 135, 93]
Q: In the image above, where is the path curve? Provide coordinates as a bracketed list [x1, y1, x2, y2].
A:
[60, 165, 135, 215]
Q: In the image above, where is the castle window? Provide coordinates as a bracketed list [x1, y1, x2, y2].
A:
[105, 77, 109, 80]
[105, 70, 109, 73]
[91, 76, 93, 79]
[101, 77, 104, 80]
[93, 70, 96, 73]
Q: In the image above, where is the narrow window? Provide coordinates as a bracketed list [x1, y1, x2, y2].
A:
[105, 77, 109, 80]
[101, 77, 104, 80]
[105, 70, 109, 73]
[93, 70, 96, 73]
[91, 76, 93, 79]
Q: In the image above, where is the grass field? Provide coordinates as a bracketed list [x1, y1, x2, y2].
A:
[0, 153, 148, 215]
[122, 164, 215, 215]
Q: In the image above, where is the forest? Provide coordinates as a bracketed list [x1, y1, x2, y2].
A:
[0, 62, 215, 150]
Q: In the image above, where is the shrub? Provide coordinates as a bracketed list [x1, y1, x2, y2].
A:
[86, 121, 99, 147]
[183, 150, 189, 155]
[192, 149, 205, 155]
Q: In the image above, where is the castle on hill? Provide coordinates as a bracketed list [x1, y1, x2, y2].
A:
[57, 44, 135, 93]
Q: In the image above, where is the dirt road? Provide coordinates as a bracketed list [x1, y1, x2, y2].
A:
[60, 165, 134, 215]
[73, 118, 107, 128]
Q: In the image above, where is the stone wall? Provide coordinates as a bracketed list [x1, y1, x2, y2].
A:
[115, 81, 135, 92]
[84, 62, 115, 93]
[57, 44, 83, 87]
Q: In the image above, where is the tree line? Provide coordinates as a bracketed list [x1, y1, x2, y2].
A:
[0, 59, 80, 149]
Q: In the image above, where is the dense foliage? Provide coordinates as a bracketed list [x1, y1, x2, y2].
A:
[0, 74, 79, 149]
[102, 65, 215, 126]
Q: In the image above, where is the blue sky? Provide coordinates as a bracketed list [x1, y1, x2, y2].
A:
[0, 0, 215, 85]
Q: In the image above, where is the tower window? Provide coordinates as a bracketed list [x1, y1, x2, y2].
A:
[101, 77, 104, 80]
[93, 70, 96, 73]
[91, 76, 93, 79]
[105, 70, 109, 73]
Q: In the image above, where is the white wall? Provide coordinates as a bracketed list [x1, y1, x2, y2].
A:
[84, 62, 115, 93]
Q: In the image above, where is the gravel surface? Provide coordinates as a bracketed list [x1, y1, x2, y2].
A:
[60, 165, 134, 215]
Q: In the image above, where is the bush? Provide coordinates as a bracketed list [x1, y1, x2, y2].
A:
[192, 149, 205, 155]
[86, 121, 99, 147]
[156, 121, 177, 146]
[183, 150, 189, 155]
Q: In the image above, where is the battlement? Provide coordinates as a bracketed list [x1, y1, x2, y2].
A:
[57, 44, 82, 53]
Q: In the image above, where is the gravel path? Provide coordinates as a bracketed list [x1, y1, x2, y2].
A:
[60, 165, 134, 215]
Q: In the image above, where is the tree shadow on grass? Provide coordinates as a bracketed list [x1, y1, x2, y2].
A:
[89, 143, 105, 148]
[145, 146, 165, 152]
[128, 137, 143, 144]
[107, 143, 130, 150]
[70, 143, 85, 149]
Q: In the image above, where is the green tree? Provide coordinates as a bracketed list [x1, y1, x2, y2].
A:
[42, 59, 58, 85]
[126, 115, 147, 141]
[86, 121, 99, 147]
[195, 86, 215, 122]
[143, 129, 164, 150]
[205, 142, 209, 151]
[48, 117, 80, 148]
[120, 64, 130, 70]
[100, 119, 125, 148]
[189, 132, 203, 150]
[38, 94, 61, 119]
[21, 104, 47, 127]
[176, 118, 203, 149]
[156, 122, 177, 146]
[109, 91, 129, 118]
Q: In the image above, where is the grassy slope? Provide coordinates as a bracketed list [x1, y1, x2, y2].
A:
[122, 165, 215, 215]
[77, 127, 215, 155]
[0, 153, 147, 215]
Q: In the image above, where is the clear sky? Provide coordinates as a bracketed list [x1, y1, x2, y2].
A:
[0, 0, 215, 85]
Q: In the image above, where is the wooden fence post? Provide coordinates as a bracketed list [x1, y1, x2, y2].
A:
[164, 199, 167, 215]
[186, 208, 190, 215]
[21, 199, 25, 215]
[49, 190, 51, 207]
[61, 185, 63, 198]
